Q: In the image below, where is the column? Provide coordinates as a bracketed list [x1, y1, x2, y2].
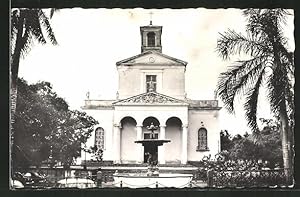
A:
[113, 124, 121, 164]
[181, 125, 188, 164]
[136, 125, 144, 163]
[158, 125, 166, 164]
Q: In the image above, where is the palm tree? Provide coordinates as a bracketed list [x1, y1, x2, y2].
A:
[11, 8, 58, 121]
[215, 9, 294, 184]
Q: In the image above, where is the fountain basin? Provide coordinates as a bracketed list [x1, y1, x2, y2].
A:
[113, 173, 193, 188]
[134, 139, 171, 146]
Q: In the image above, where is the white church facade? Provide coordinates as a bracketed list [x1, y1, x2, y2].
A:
[81, 22, 221, 165]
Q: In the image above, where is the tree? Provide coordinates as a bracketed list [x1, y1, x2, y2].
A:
[87, 145, 104, 162]
[229, 137, 261, 161]
[50, 109, 99, 167]
[220, 126, 282, 167]
[228, 131, 282, 166]
[216, 9, 294, 183]
[13, 79, 62, 167]
[220, 130, 234, 151]
[12, 79, 98, 169]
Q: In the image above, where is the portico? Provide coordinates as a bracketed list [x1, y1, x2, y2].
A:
[112, 99, 189, 164]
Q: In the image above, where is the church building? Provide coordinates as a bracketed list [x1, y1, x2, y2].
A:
[81, 21, 221, 165]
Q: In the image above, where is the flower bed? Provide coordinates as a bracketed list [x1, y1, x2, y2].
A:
[192, 156, 287, 187]
[211, 169, 286, 187]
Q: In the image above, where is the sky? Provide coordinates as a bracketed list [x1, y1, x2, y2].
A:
[18, 8, 295, 135]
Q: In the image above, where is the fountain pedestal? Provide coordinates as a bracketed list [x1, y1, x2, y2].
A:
[135, 123, 171, 165]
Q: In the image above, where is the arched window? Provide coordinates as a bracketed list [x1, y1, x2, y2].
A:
[197, 127, 208, 151]
[95, 127, 105, 150]
[147, 32, 155, 46]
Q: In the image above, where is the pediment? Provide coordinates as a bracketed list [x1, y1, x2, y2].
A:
[113, 92, 188, 105]
[116, 51, 187, 66]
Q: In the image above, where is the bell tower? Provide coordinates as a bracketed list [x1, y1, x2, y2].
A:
[140, 21, 162, 53]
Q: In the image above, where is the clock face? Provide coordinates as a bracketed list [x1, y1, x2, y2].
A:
[149, 57, 155, 63]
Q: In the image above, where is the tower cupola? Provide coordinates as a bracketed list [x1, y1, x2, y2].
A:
[140, 23, 162, 53]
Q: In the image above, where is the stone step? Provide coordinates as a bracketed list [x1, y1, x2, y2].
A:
[71, 164, 198, 172]
[100, 166, 198, 171]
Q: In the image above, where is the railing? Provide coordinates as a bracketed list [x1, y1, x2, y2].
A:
[13, 167, 208, 189]
[15, 166, 287, 188]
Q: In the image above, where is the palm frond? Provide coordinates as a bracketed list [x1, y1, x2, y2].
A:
[243, 69, 264, 132]
[38, 10, 58, 45]
[23, 9, 47, 45]
[50, 8, 59, 19]
[265, 9, 290, 25]
[217, 29, 267, 60]
[278, 44, 294, 73]
[245, 9, 290, 28]
[244, 8, 290, 49]
[233, 60, 264, 97]
[244, 9, 266, 39]
[216, 56, 265, 113]
[261, 11, 289, 46]
[243, 8, 261, 17]
[20, 27, 33, 58]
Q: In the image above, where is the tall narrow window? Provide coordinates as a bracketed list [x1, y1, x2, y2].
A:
[146, 75, 157, 92]
[147, 32, 155, 46]
[197, 127, 208, 151]
[95, 127, 105, 150]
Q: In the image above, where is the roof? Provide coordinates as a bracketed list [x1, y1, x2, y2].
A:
[116, 50, 187, 66]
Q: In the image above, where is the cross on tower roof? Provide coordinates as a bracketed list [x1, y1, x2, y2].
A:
[149, 11, 153, 25]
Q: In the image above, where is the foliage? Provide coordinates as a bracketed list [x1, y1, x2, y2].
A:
[220, 130, 234, 151]
[12, 78, 98, 168]
[211, 169, 286, 187]
[216, 9, 294, 131]
[11, 8, 57, 61]
[228, 137, 261, 160]
[195, 153, 286, 186]
[219, 119, 282, 166]
[86, 145, 103, 162]
[215, 9, 294, 181]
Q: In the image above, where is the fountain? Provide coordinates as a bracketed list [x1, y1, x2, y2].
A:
[112, 123, 193, 188]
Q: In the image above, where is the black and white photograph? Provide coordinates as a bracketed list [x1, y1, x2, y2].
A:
[10, 7, 295, 189]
